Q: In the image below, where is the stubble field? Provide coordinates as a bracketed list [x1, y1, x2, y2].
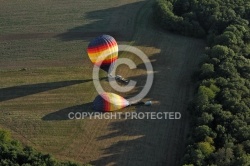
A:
[0, 0, 205, 165]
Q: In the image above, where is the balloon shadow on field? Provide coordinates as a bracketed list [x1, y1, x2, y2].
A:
[0, 79, 92, 102]
[56, 1, 146, 41]
[42, 102, 94, 121]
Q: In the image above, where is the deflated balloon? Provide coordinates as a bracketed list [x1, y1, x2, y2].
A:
[93, 92, 129, 112]
[87, 35, 118, 73]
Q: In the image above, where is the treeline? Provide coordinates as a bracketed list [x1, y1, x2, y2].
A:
[154, 0, 250, 165]
[0, 128, 80, 166]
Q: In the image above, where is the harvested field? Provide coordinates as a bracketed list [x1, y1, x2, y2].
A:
[0, 0, 205, 165]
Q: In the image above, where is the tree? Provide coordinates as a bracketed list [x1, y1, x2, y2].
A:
[194, 125, 216, 141]
[213, 147, 234, 166]
[200, 63, 214, 78]
[197, 141, 215, 156]
[218, 61, 238, 78]
[234, 154, 250, 166]
[210, 45, 233, 60]
[215, 31, 238, 47]
[0, 128, 80, 166]
[198, 112, 214, 125]
[189, 149, 206, 166]
[198, 86, 216, 100]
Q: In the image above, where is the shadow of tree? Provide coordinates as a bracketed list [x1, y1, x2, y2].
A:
[0, 80, 91, 102]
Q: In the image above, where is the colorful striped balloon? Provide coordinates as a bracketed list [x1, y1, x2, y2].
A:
[93, 92, 130, 112]
[87, 35, 118, 73]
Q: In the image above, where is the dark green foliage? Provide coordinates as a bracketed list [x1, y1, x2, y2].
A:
[200, 63, 214, 78]
[197, 141, 215, 156]
[194, 125, 216, 142]
[0, 129, 80, 166]
[154, 0, 250, 165]
[197, 112, 214, 125]
[154, 0, 206, 37]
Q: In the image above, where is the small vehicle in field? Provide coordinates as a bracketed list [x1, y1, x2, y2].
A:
[115, 75, 129, 84]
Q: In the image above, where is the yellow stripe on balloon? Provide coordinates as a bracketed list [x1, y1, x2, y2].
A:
[90, 53, 117, 64]
[88, 47, 117, 57]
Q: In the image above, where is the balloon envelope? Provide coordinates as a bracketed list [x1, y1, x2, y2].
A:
[93, 92, 129, 112]
[87, 35, 118, 73]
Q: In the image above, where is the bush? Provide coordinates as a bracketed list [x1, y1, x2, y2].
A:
[0, 128, 80, 166]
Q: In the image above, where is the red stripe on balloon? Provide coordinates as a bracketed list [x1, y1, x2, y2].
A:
[87, 40, 117, 53]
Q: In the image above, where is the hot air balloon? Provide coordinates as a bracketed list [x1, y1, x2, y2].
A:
[87, 35, 128, 84]
[93, 92, 152, 112]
